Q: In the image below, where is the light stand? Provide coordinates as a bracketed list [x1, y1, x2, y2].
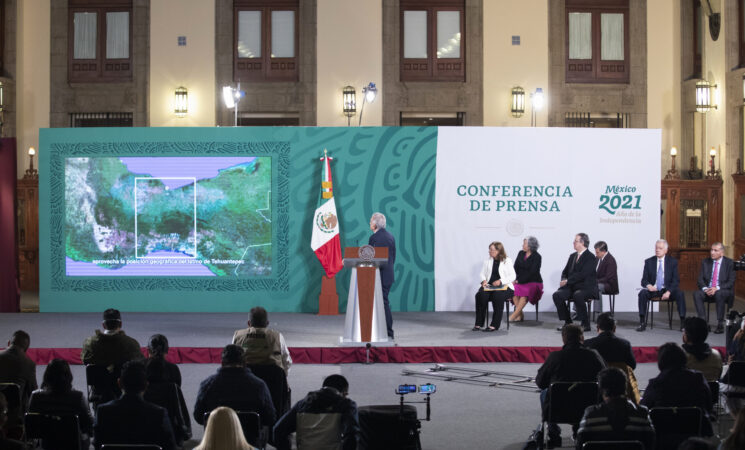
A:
[358, 82, 377, 126]
[222, 82, 244, 126]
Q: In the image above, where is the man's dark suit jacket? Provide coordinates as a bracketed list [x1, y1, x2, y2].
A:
[640, 256, 680, 291]
[94, 393, 176, 450]
[640, 367, 713, 435]
[697, 256, 735, 291]
[596, 253, 619, 294]
[0, 345, 37, 425]
[583, 331, 636, 369]
[193, 366, 276, 426]
[560, 250, 597, 292]
[368, 228, 396, 288]
[536, 342, 606, 412]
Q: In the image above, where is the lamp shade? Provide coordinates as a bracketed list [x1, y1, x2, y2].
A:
[342, 86, 356, 117]
[174, 87, 188, 117]
[511, 87, 525, 118]
[696, 80, 713, 112]
[532, 88, 544, 111]
[363, 82, 377, 103]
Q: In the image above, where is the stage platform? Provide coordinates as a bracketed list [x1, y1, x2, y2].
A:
[0, 311, 728, 365]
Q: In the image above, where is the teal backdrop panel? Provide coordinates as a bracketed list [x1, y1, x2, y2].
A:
[39, 127, 437, 312]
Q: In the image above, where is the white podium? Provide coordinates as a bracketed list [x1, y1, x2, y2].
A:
[341, 245, 390, 344]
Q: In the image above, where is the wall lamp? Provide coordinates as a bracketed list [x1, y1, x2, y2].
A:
[511, 87, 525, 118]
[342, 86, 356, 126]
[358, 82, 377, 126]
[25, 147, 38, 179]
[174, 87, 188, 117]
[695, 80, 717, 112]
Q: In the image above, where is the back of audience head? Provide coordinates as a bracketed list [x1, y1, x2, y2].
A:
[561, 324, 583, 345]
[248, 306, 269, 328]
[323, 374, 349, 396]
[8, 330, 30, 351]
[102, 308, 122, 331]
[595, 313, 615, 333]
[119, 360, 147, 394]
[148, 334, 169, 359]
[657, 342, 687, 371]
[221, 344, 245, 367]
[197, 406, 252, 450]
[683, 316, 709, 345]
[678, 437, 715, 450]
[597, 367, 626, 401]
[41, 358, 74, 393]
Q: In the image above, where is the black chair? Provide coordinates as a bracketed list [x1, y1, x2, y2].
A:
[101, 445, 162, 450]
[649, 406, 704, 450]
[203, 410, 262, 448]
[542, 382, 599, 449]
[707, 381, 720, 413]
[564, 297, 598, 324]
[143, 382, 191, 445]
[645, 295, 673, 330]
[25, 412, 82, 450]
[601, 293, 617, 317]
[704, 292, 734, 326]
[0, 382, 23, 438]
[582, 441, 643, 450]
[247, 363, 291, 417]
[85, 365, 121, 413]
[506, 300, 540, 327]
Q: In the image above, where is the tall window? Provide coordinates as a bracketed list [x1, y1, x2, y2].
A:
[68, 0, 132, 82]
[234, 0, 298, 82]
[400, 0, 465, 82]
[565, 0, 629, 83]
[739, 0, 745, 68]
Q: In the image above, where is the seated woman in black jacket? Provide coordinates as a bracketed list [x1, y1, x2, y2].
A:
[145, 334, 181, 386]
[28, 358, 94, 448]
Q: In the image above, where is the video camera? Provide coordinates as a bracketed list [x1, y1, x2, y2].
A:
[733, 254, 745, 271]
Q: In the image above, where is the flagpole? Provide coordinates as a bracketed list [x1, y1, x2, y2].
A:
[317, 149, 340, 315]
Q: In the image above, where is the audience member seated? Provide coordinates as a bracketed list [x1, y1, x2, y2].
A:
[93, 360, 176, 450]
[0, 330, 37, 429]
[677, 437, 716, 450]
[28, 358, 93, 449]
[193, 344, 276, 428]
[728, 318, 745, 362]
[640, 342, 713, 436]
[693, 242, 734, 334]
[583, 312, 639, 402]
[81, 308, 143, 369]
[233, 306, 292, 375]
[0, 392, 25, 450]
[525, 324, 606, 449]
[682, 317, 723, 382]
[552, 233, 597, 332]
[145, 334, 181, 386]
[720, 407, 745, 450]
[273, 374, 359, 450]
[575, 367, 655, 450]
[636, 239, 686, 332]
[195, 406, 255, 450]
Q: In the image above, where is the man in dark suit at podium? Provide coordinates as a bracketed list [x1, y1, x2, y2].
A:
[369, 212, 396, 339]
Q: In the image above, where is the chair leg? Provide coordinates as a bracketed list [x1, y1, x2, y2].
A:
[649, 300, 654, 329]
[667, 300, 673, 330]
[610, 294, 615, 316]
[706, 301, 711, 325]
[505, 300, 511, 331]
[535, 303, 539, 322]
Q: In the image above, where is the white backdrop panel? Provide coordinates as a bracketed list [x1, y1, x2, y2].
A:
[434, 127, 661, 312]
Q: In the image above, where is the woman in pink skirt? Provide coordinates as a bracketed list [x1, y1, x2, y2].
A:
[509, 236, 543, 322]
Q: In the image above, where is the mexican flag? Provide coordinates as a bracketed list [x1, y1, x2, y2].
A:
[311, 151, 343, 278]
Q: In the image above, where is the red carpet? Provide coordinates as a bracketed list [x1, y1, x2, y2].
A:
[25, 345, 728, 365]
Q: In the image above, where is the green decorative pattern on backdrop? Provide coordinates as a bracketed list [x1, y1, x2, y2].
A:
[39, 127, 436, 312]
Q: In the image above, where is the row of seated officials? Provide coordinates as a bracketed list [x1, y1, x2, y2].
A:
[0, 307, 359, 450]
[523, 313, 745, 449]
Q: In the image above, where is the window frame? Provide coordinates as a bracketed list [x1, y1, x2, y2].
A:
[565, 0, 629, 84]
[400, 0, 465, 82]
[68, 0, 133, 83]
[695, 0, 703, 76]
[0, 0, 5, 74]
[233, 0, 299, 82]
[738, 0, 745, 68]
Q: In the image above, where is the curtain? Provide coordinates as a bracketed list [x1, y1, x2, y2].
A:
[601, 13, 624, 61]
[106, 12, 129, 59]
[73, 12, 97, 59]
[0, 138, 19, 312]
[568, 12, 591, 59]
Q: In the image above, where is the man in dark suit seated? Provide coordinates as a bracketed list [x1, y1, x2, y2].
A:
[575, 368, 655, 450]
[552, 233, 597, 332]
[93, 360, 176, 450]
[584, 313, 639, 402]
[193, 344, 276, 427]
[636, 239, 686, 332]
[0, 330, 37, 430]
[524, 324, 606, 449]
[369, 212, 396, 339]
[693, 242, 735, 334]
[640, 342, 714, 436]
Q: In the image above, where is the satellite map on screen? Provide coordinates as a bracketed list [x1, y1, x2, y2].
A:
[65, 156, 272, 277]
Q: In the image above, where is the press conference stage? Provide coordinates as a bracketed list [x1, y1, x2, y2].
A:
[0, 310, 728, 366]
